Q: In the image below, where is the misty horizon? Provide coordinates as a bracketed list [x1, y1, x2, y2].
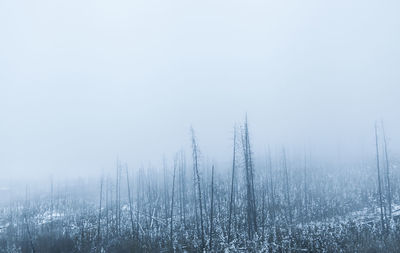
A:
[2, 0, 400, 181]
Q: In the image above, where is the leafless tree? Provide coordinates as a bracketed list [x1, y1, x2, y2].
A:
[228, 126, 237, 243]
[191, 127, 205, 250]
[97, 176, 103, 251]
[170, 156, 177, 248]
[375, 123, 385, 233]
[209, 165, 215, 251]
[125, 165, 135, 238]
[241, 116, 257, 239]
[382, 121, 392, 219]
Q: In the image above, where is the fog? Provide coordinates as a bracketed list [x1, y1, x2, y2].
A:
[1, 0, 400, 180]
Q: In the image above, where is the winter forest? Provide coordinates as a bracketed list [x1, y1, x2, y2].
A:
[1, 0, 400, 252]
[1, 118, 400, 252]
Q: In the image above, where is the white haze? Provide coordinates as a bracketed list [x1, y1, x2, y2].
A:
[1, 0, 399, 180]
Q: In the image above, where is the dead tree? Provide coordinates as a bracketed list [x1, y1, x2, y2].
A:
[262, 148, 272, 241]
[375, 123, 385, 233]
[105, 177, 109, 240]
[50, 176, 54, 233]
[382, 121, 392, 219]
[303, 152, 309, 223]
[282, 148, 292, 226]
[97, 176, 103, 250]
[191, 127, 205, 250]
[268, 147, 276, 225]
[209, 165, 215, 251]
[163, 157, 170, 225]
[178, 151, 187, 228]
[241, 116, 257, 239]
[261, 174, 266, 241]
[193, 161, 200, 236]
[228, 126, 237, 243]
[23, 188, 36, 253]
[170, 157, 177, 247]
[115, 159, 121, 236]
[136, 168, 142, 239]
[125, 165, 135, 238]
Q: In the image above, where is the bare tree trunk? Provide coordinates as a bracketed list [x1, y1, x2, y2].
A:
[304, 152, 309, 223]
[209, 165, 215, 251]
[375, 123, 385, 234]
[115, 159, 121, 236]
[261, 185, 266, 241]
[178, 152, 184, 227]
[137, 168, 141, 240]
[193, 163, 200, 236]
[126, 165, 135, 238]
[191, 127, 205, 250]
[382, 121, 392, 219]
[109, 177, 114, 238]
[268, 148, 276, 226]
[247, 126, 257, 235]
[97, 176, 103, 251]
[282, 148, 292, 226]
[228, 126, 237, 243]
[105, 177, 109, 240]
[163, 157, 169, 226]
[50, 176, 53, 234]
[170, 157, 177, 248]
[181, 152, 187, 227]
[242, 116, 257, 239]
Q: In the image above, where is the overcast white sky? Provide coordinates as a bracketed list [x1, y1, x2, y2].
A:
[1, 0, 399, 179]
